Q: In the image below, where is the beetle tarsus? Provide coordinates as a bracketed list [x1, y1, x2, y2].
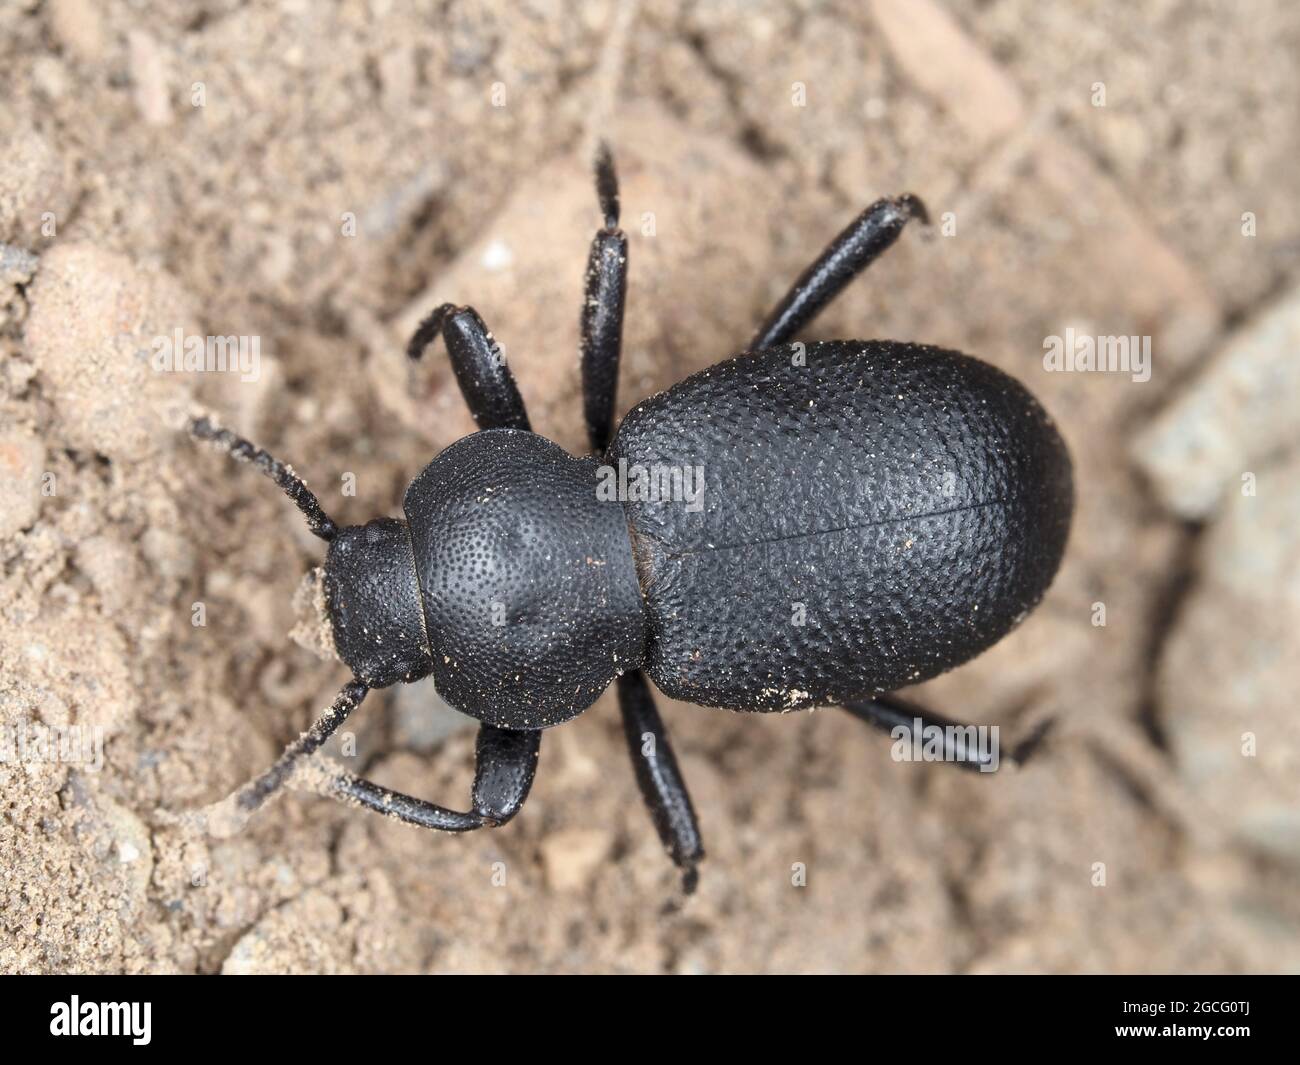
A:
[894, 192, 930, 225]
[594, 138, 620, 230]
[750, 192, 929, 350]
[1009, 716, 1057, 767]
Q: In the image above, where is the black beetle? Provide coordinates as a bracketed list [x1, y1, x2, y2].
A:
[189, 144, 1072, 892]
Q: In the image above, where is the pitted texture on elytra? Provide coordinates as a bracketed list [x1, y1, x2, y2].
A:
[404, 429, 645, 729]
[608, 341, 1073, 711]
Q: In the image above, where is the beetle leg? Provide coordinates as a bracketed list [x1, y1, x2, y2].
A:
[322, 724, 541, 832]
[407, 303, 531, 431]
[580, 141, 629, 454]
[841, 692, 1011, 773]
[751, 194, 928, 351]
[577, 148, 702, 888]
[618, 670, 705, 893]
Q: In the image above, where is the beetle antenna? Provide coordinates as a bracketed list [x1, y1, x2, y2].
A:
[188, 414, 338, 541]
[594, 140, 620, 230]
[233, 679, 369, 815]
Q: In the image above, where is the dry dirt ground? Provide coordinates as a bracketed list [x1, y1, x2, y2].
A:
[2, 0, 1299, 973]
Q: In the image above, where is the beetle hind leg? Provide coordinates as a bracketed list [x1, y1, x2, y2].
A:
[842, 692, 1050, 773]
[750, 193, 928, 350]
[576, 147, 704, 891]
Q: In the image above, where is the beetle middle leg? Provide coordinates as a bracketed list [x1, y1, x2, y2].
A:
[618, 671, 705, 893]
[579, 144, 706, 891]
[407, 302, 531, 431]
[750, 193, 929, 351]
[324, 724, 542, 831]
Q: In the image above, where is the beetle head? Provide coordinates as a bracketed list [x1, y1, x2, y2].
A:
[323, 518, 434, 688]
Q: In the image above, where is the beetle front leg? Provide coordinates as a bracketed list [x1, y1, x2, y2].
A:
[324, 723, 542, 831]
[618, 670, 705, 893]
[407, 303, 531, 431]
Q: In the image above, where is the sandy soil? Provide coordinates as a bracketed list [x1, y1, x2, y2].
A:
[1, 0, 1299, 973]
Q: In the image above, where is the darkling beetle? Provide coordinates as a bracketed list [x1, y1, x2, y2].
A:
[189, 144, 1073, 893]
